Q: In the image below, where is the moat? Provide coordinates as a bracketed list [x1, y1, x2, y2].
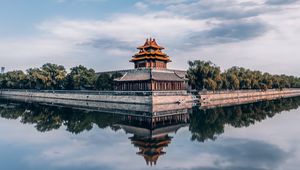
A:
[1, 96, 300, 170]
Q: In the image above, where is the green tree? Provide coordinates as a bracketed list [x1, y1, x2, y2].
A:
[65, 65, 96, 90]
[95, 73, 112, 90]
[225, 72, 240, 90]
[1, 70, 29, 89]
[187, 60, 222, 91]
[95, 72, 123, 90]
[188, 60, 300, 91]
[40, 63, 67, 90]
[26, 64, 66, 90]
[27, 68, 45, 89]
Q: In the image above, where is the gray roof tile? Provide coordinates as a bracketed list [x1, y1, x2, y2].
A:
[114, 69, 185, 82]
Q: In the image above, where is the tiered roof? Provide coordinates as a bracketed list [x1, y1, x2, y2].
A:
[114, 69, 185, 82]
[130, 38, 171, 63]
[137, 38, 165, 50]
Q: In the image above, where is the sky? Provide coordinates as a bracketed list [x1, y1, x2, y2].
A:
[0, 0, 299, 76]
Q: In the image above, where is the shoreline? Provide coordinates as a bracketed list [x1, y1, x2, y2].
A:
[1, 89, 300, 106]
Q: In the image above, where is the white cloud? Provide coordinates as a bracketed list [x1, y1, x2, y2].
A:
[0, 13, 207, 71]
[134, 2, 149, 11]
[0, 0, 299, 76]
[147, 0, 190, 5]
[37, 13, 206, 42]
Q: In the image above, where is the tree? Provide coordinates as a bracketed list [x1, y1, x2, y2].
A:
[95, 73, 113, 90]
[1, 70, 29, 89]
[27, 68, 45, 89]
[65, 65, 96, 90]
[26, 63, 66, 90]
[0, 74, 4, 88]
[188, 60, 300, 91]
[1, 61, 300, 91]
[205, 78, 218, 91]
[225, 72, 240, 90]
[187, 60, 222, 91]
[95, 72, 123, 90]
[40, 63, 67, 90]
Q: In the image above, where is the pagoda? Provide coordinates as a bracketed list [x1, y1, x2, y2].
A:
[130, 38, 171, 69]
[114, 38, 186, 91]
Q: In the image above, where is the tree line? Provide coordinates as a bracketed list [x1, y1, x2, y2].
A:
[187, 60, 300, 91]
[0, 63, 122, 90]
[1, 61, 300, 91]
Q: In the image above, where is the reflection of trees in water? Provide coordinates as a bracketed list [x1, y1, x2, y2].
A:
[0, 102, 120, 134]
[1, 97, 300, 142]
[189, 97, 300, 142]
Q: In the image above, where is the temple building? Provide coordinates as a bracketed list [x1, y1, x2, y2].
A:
[113, 38, 186, 91]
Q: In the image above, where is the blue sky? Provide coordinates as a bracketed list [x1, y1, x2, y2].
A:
[0, 0, 138, 36]
[1, 0, 300, 76]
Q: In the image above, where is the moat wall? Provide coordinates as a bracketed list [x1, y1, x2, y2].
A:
[0, 95, 193, 117]
[0, 90, 192, 105]
[199, 89, 300, 108]
[1, 89, 300, 107]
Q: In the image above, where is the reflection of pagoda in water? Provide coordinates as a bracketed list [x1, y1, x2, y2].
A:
[130, 134, 171, 166]
[117, 112, 190, 166]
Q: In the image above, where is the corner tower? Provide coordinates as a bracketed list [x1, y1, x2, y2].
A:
[114, 38, 186, 91]
[130, 38, 171, 69]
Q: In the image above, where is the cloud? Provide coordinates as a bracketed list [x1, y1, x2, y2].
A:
[0, 0, 300, 76]
[35, 11, 271, 55]
[0, 13, 207, 71]
[189, 20, 269, 45]
[37, 14, 206, 42]
[165, 0, 267, 20]
[266, 0, 299, 5]
[147, 0, 191, 5]
[56, 0, 107, 3]
[134, 2, 149, 11]
[79, 38, 136, 50]
[214, 138, 288, 169]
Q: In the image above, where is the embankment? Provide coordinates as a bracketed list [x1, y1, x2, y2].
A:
[0, 90, 192, 105]
[199, 89, 300, 108]
[1, 89, 300, 108]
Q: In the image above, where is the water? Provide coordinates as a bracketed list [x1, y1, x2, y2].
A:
[0, 97, 300, 170]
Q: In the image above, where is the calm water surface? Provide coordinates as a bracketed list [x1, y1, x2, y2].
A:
[0, 97, 300, 170]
